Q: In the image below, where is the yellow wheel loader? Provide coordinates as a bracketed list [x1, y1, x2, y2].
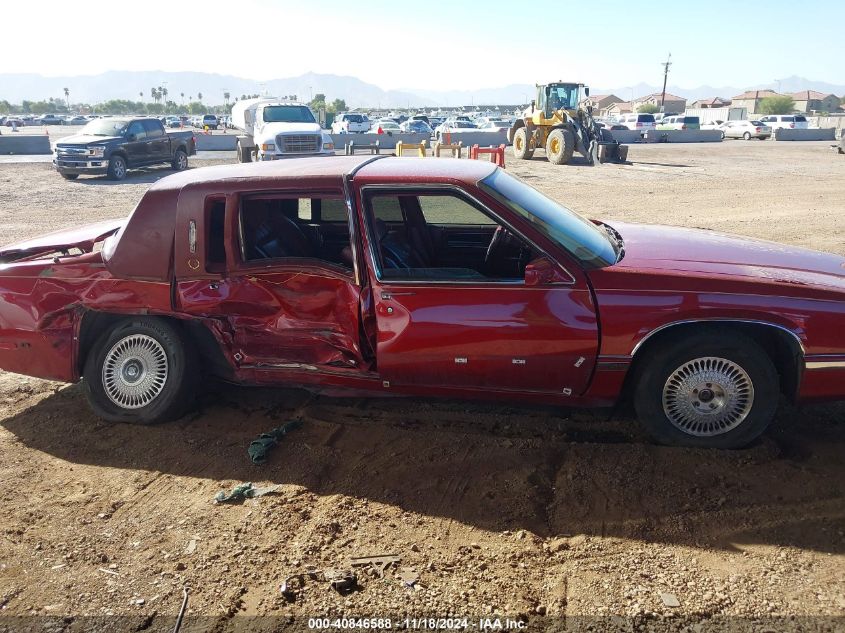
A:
[507, 82, 628, 166]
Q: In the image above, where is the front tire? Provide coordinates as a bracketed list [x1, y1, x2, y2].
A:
[546, 128, 574, 165]
[512, 127, 534, 160]
[171, 149, 188, 171]
[107, 155, 127, 180]
[237, 142, 252, 163]
[743, 132, 752, 140]
[633, 331, 779, 449]
[83, 317, 198, 424]
[60, 173, 79, 180]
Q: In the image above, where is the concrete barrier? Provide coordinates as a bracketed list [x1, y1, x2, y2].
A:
[435, 130, 510, 147]
[773, 128, 836, 141]
[330, 132, 429, 150]
[195, 134, 238, 150]
[0, 135, 52, 155]
[605, 129, 644, 144]
[644, 129, 723, 143]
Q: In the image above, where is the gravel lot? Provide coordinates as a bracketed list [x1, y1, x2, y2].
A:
[0, 142, 843, 632]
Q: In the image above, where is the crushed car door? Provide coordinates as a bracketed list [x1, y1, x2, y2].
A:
[360, 187, 600, 395]
[173, 189, 366, 372]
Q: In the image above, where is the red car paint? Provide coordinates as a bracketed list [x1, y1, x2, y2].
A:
[1, 156, 844, 409]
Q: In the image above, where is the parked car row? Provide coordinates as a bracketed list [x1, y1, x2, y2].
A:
[331, 111, 515, 137]
[601, 112, 804, 140]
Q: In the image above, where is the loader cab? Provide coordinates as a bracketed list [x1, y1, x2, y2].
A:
[536, 83, 583, 118]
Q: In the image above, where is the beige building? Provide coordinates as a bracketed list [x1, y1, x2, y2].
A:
[631, 92, 687, 113]
[604, 101, 632, 118]
[585, 94, 622, 112]
[730, 90, 783, 114]
[690, 97, 731, 109]
[790, 90, 841, 113]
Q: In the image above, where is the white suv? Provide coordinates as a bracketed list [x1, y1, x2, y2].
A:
[331, 113, 370, 134]
[758, 114, 808, 130]
[616, 113, 656, 134]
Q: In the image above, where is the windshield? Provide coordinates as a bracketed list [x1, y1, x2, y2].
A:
[262, 105, 316, 123]
[546, 85, 579, 110]
[479, 169, 617, 268]
[81, 119, 129, 136]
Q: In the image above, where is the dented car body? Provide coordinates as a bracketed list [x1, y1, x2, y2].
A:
[1, 156, 844, 448]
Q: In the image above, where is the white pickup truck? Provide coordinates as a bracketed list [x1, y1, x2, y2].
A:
[230, 98, 335, 162]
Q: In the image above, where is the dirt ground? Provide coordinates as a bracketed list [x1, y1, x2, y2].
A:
[0, 142, 844, 632]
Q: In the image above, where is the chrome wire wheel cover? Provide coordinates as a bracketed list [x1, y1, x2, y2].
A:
[662, 356, 754, 437]
[102, 334, 168, 409]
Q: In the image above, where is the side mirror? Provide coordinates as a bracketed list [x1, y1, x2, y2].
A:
[524, 256, 566, 286]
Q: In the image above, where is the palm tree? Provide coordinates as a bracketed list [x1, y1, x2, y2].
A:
[180, 92, 185, 104]
[63, 87, 69, 109]
[139, 91, 143, 99]
[223, 91, 230, 106]
[197, 92, 203, 102]
[161, 87, 168, 101]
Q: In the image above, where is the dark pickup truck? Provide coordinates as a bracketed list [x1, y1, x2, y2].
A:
[54, 117, 196, 181]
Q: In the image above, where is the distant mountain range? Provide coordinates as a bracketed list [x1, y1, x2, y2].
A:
[1, 71, 843, 108]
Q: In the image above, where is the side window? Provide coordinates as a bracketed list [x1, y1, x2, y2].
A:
[142, 120, 163, 138]
[206, 198, 226, 273]
[418, 195, 495, 225]
[239, 194, 352, 271]
[127, 121, 146, 140]
[365, 190, 536, 283]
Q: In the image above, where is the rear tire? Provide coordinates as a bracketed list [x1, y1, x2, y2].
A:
[60, 173, 79, 180]
[83, 317, 198, 425]
[743, 132, 752, 140]
[512, 127, 534, 160]
[171, 149, 188, 171]
[633, 330, 779, 449]
[107, 155, 127, 180]
[546, 128, 574, 165]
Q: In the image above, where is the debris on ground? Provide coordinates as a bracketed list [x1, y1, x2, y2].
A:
[248, 418, 303, 464]
[213, 482, 280, 504]
[660, 592, 681, 608]
[349, 553, 401, 578]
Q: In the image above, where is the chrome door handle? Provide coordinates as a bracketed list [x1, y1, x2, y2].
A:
[381, 291, 416, 299]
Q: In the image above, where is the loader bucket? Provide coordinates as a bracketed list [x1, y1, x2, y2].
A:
[597, 141, 628, 164]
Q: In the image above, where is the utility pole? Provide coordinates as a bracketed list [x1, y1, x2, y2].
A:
[660, 53, 672, 108]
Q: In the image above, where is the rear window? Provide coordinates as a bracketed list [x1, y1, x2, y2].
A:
[794, 115, 807, 122]
[750, 121, 763, 126]
[637, 114, 655, 122]
[344, 114, 363, 122]
[683, 117, 700, 124]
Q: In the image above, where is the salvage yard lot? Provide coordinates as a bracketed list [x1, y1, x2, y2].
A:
[0, 141, 843, 631]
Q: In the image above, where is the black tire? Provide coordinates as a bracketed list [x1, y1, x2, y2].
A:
[237, 142, 252, 163]
[107, 154, 127, 180]
[633, 330, 779, 449]
[512, 127, 534, 160]
[83, 317, 198, 424]
[546, 128, 574, 165]
[171, 149, 188, 171]
[743, 132, 751, 141]
[60, 173, 79, 180]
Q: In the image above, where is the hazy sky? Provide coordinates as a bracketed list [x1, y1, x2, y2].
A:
[3, 0, 842, 90]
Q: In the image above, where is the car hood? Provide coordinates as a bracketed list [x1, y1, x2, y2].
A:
[0, 219, 124, 262]
[601, 221, 845, 292]
[56, 134, 121, 146]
